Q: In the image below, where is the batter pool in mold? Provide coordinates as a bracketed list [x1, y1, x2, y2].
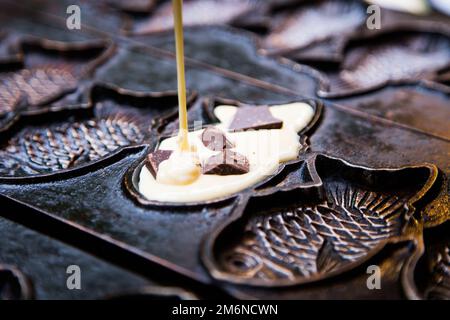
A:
[138, 103, 314, 203]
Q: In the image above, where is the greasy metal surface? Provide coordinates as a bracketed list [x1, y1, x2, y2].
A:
[0, 0, 448, 300]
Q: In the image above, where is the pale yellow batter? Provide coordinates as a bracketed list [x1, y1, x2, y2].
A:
[138, 103, 314, 203]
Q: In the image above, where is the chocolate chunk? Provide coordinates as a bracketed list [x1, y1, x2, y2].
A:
[228, 106, 283, 131]
[202, 150, 249, 175]
[145, 150, 173, 178]
[201, 127, 234, 151]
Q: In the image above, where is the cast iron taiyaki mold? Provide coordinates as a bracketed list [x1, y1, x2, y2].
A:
[202, 154, 438, 288]
[0, 37, 114, 131]
[128, 0, 270, 35]
[0, 0, 449, 301]
[260, 0, 367, 62]
[258, 0, 450, 64]
[317, 30, 450, 97]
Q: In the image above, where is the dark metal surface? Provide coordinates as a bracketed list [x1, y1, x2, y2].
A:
[0, 0, 448, 300]
[203, 155, 437, 287]
[420, 222, 450, 299]
[0, 216, 153, 299]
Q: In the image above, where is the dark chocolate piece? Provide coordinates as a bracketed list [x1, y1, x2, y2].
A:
[202, 151, 249, 175]
[145, 150, 173, 178]
[201, 127, 234, 151]
[228, 106, 282, 131]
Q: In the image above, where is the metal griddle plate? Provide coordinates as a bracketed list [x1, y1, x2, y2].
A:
[0, 0, 448, 300]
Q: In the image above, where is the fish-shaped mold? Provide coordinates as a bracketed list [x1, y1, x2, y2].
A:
[0, 85, 195, 178]
[0, 38, 114, 130]
[125, 96, 322, 207]
[319, 31, 450, 97]
[262, 0, 366, 57]
[131, 0, 266, 34]
[106, 0, 157, 13]
[202, 154, 438, 286]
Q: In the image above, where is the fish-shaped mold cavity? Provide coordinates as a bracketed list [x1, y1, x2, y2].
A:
[124, 96, 322, 207]
[202, 154, 438, 286]
[319, 31, 450, 97]
[0, 85, 195, 178]
[106, 285, 199, 300]
[131, 0, 266, 34]
[262, 0, 366, 56]
[0, 38, 113, 130]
